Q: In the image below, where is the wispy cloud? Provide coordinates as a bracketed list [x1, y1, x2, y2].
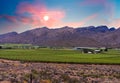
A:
[57, 13, 98, 27]
[0, 15, 18, 23]
[0, 1, 65, 28]
[0, 0, 119, 30]
[81, 0, 115, 19]
[79, 0, 117, 28]
[80, 0, 105, 6]
[109, 19, 120, 28]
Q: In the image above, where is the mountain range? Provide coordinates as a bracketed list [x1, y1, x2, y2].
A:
[0, 26, 120, 48]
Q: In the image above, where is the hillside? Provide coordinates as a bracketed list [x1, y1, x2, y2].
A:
[0, 26, 120, 47]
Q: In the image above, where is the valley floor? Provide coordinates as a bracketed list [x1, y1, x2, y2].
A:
[0, 59, 120, 83]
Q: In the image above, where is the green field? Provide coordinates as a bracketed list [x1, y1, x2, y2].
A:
[0, 48, 120, 64]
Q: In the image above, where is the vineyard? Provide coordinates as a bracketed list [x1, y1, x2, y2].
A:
[0, 48, 120, 64]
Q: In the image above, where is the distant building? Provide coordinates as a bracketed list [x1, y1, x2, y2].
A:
[73, 47, 105, 54]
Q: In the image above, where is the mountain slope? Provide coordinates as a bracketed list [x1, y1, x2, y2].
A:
[0, 26, 119, 47]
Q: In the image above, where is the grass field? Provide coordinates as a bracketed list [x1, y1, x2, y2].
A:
[0, 48, 120, 64]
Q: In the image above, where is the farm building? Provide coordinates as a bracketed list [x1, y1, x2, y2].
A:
[73, 47, 105, 54]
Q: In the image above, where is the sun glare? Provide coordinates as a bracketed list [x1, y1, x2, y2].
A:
[43, 15, 49, 21]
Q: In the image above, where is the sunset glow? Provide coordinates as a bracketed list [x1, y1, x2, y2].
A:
[0, 0, 120, 33]
[43, 16, 49, 21]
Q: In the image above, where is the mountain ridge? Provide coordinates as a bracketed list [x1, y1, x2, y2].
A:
[0, 26, 119, 48]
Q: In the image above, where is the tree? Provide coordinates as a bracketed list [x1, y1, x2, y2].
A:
[104, 48, 108, 52]
[0, 46, 2, 49]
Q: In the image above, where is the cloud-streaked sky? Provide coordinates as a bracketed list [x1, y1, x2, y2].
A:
[0, 0, 120, 33]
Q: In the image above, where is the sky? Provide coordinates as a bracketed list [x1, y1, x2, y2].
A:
[0, 0, 120, 34]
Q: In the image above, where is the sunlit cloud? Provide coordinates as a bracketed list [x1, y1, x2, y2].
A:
[0, 0, 119, 34]
[0, 15, 18, 23]
[0, 1, 65, 29]
[16, 2, 65, 28]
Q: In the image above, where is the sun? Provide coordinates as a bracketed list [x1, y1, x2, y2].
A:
[43, 15, 49, 21]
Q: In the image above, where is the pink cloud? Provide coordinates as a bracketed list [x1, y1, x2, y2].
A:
[0, 15, 18, 23]
[18, 16, 32, 24]
[4, 15, 18, 23]
[82, 13, 98, 24]
[0, 16, 2, 18]
[16, 2, 65, 27]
